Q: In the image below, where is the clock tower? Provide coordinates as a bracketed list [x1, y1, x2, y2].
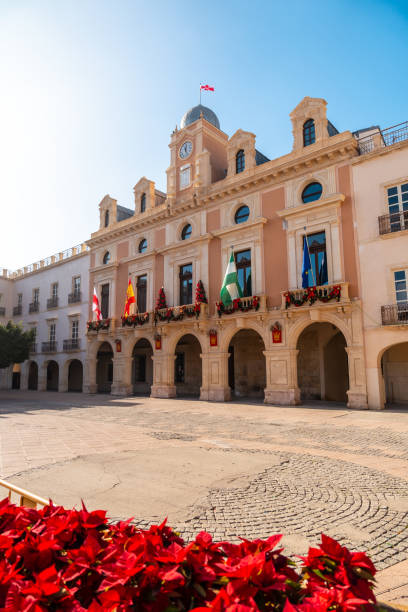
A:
[166, 104, 228, 203]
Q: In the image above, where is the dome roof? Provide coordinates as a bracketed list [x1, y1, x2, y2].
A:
[180, 104, 220, 130]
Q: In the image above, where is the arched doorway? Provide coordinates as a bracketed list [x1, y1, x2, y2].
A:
[96, 342, 113, 393]
[174, 334, 202, 397]
[132, 339, 153, 395]
[68, 360, 83, 392]
[228, 329, 266, 399]
[28, 362, 38, 390]
[381, 342, 408, 406]
[46, 361, 59, 391]
[12, 364, 21, 389]
[297, 322, 348, 402]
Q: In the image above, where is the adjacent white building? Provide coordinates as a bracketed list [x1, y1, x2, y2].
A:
[0, 244, 89, 392]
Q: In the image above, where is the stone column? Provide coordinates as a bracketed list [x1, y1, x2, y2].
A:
[366, 365, 385, 410]
[38, 364, 47, 391]
[345, 346, 368, 409]
[20, 363, 29, 391]
[199, 351, 231, 401]
[58, 363, 68, 393]
[263, 348, 300, 405]
[150, 353, 177, 398]
[0, 365, 13, 390]
[111, 355, 133, 396]
[83, 357, 97, 393]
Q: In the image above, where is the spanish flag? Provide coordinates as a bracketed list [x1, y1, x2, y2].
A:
[124, 279, 136, 317]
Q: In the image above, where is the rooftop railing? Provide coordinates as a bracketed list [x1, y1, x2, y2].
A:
[381, 303, 408, 326]
[358, 121, 408, 155]
[2, 243, 89, 280]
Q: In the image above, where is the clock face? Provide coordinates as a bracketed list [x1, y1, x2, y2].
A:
[179, 140, 192, 159]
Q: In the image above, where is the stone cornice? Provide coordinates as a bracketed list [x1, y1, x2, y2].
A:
[276, 194, 345, 219]
[211, 217, 267, 238]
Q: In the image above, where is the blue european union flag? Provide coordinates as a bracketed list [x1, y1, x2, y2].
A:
[302, 236, 312, 288]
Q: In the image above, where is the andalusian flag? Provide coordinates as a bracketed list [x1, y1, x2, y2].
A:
[123, 279, 136, 317]
[220, 250, 243, 306]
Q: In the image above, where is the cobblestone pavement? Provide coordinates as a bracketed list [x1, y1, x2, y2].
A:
[1, 391, 408, 603]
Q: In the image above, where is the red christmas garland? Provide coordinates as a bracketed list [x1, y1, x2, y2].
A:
[284, 285, 341, 308]
[121, 312, 150, 327]
[216, 296, 260, 317]
[87, 318, 110, 332]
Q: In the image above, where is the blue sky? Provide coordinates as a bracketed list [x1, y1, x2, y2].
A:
[1, 0, 407, 269]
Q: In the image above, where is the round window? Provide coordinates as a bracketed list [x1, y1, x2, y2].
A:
[181, 224, 192, 240]
[103, 251, 111, 264]
[302, 182, 322, 203]
[138, 238, 147, 253]
[235, 205, 250, 224]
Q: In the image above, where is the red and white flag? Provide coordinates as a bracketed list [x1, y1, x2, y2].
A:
[92, 288, 102, 321]
[200, 84, 214, 91]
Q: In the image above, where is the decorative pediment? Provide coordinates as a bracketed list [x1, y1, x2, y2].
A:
[133, 177, 156, 213]
[98, 195, 117, 230]
[227, 130, 256, 176]
[290, 97, 329, 152]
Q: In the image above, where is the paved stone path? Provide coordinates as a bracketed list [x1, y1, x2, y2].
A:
[0, 391, 408, 605]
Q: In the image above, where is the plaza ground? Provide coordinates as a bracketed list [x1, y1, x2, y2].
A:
[0, 391, 407, 606]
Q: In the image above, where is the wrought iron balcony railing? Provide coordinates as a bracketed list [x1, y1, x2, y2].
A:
[63, 339, 81, 351]
[379, 211, 408, 235]
[358, 121, 408, 155]
[13, 305, 22, 316]
[29, 302, 39, 313]
[281, 282, 350, 309]
[47, 297, 59, 309]
[381, 303, 408, 326]
[0, 307, 5, 316]
[42, 341, 57, 353]
[68, 291, 81, 304]
[30, 343, 37, 354]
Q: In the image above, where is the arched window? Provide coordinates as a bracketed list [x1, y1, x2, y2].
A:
[303, 119, 316, 147]
[302, 182, 323, 203]
[104, 210, 109, 227]
[103, 251, 111, 265]
[236, 149, 245, 174]
[138, 238, 147, 253]
[235, 205, 250, 224]
[141, 193, 146, 213]
[181, 224, 192, 240]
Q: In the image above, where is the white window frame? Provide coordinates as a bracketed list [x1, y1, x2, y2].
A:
[51, 282, 58, 298]
[49, 323, 56, 343]
[71, 319, 79, 340]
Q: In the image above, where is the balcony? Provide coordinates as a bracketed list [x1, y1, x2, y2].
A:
[42, 341, 57, 353]
[13, 305, 22, 316]
[29, 302, 39, 313]
[358, 121, 408, 155]
[30, 343, 37, 354]
[379, 211, 408, 236]
[47, 297, 59, 309]
[215, 296, 266, 317]
[281, 282, 350, 310]
[0, 307, 5, 317]
[63, 338, 81, 351]
[68, 291, 81, 304]
[154, 302, 209, 324]
[381, 303, 408, 326]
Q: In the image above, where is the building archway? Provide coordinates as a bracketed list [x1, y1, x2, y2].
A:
[228, 329, 266, 399]
[174, 334, 202, 397]
[46, 361, 59, 391]
[297, 322, 348, 402]
[96, 342, 113, 393]
[12, 364, 21, 390]
[132, 338, 153, 394]
[28, 361, 38, 390]
[68, 359, 83, 392]
[381, 342, 408, 406]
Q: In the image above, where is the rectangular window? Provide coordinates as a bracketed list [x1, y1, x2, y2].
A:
[71, 319, 79, 340]
[51, 283, 58, 298]
[394, 270, 408, 321]
[73, 276, 81, 293]
[175, 352, 185, 383]
[101, 284, 109, 319]
[137, 274, 147, 313]
[387, 182, 408, 232]
[33, 288, 39, 304]
[235, 249, 252, 297]
[304, 232, 328, 287]
[180, 166, 191, 189]
[49, 323, 56, 343]
[18, 293, 22, 305]
[179, 263, 193, 305]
